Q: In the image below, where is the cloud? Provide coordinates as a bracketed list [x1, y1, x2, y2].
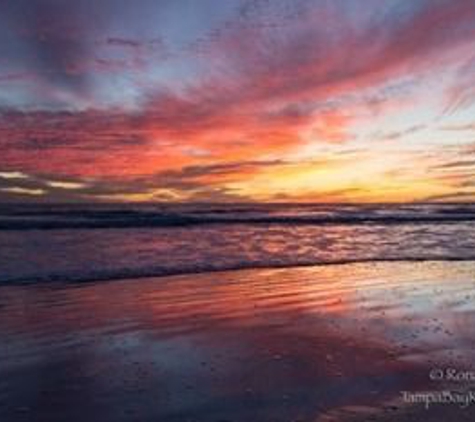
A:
[1, 0, 475, 202]
[371, 125, 426, 141]
[0, 186, 45, 196]
[188, 0, 475, 109]
[45, 180, 86, 190]
[0, 0, 93, 100]
[0, 171, 29, 179]
[440, 123, 475, 132]
[0, 157, 296, 203]
[423, 191, 475, 202]
[0, 72, 31, 83]
[432, 159, 475, 170]
[443, 55, 475, 115]
[158, 159, 285, 180]
[105, 37, 164, 51]
[0, 1, 168, 107]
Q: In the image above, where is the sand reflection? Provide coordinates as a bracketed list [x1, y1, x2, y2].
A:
[1, 261, 475, 421]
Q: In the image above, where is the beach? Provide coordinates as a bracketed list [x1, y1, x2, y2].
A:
[1, 260, 475, 421]
[2, 0, 475, 419]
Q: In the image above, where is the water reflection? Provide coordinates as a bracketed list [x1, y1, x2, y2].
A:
[1, 261, 474, 421]
[1, 222, 475, 283]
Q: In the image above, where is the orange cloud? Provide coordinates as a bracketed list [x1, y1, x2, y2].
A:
[1, 0, 475, 202]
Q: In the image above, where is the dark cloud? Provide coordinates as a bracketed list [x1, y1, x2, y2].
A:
[0, 72, 31, 83]
[432, 159, 475, 170]
[0, 1, 167, 107]
[158, 160, 285, 180]
[0, 0, 94, 99]
[371, 125, 426, 141]
[0, 159, 288, 202]
[106, 37, 144, 49]
[105, 37, 164, 51]
[423, 191, 475, 202]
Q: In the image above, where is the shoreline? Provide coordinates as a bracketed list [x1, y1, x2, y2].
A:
[2, 257, 475, 286]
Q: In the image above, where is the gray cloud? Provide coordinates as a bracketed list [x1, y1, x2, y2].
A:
[0, 159, 286, 202]
[432, 159, 475, 170]
[0, 0, 94, 100]
[423, 191, 475, 202]
[371, 125, 426, 141]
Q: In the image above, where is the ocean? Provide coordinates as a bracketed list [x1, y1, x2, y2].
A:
[2, 203, 475, 421]
[1, 202, 474, 284]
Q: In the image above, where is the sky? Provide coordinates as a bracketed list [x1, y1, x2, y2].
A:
[0, 0, 475, 203]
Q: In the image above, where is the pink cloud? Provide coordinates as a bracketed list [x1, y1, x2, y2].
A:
[1, 0, 475, 201]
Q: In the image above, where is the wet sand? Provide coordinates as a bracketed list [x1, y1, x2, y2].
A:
[1, 261, 475, 421]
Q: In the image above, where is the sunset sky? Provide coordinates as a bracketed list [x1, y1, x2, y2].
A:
[0, 0, 475, 203]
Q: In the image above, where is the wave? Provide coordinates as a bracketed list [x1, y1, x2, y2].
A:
[3, 256, 475, 285]
[1, 208, 475, 230]
[2, 203, 474, 285]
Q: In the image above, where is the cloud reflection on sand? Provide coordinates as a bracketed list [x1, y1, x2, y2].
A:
[1, 261, 475, 421]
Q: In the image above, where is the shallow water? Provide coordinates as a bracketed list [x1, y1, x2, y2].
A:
[1, 203, 475, 283]
[1, 261, 474, 421]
